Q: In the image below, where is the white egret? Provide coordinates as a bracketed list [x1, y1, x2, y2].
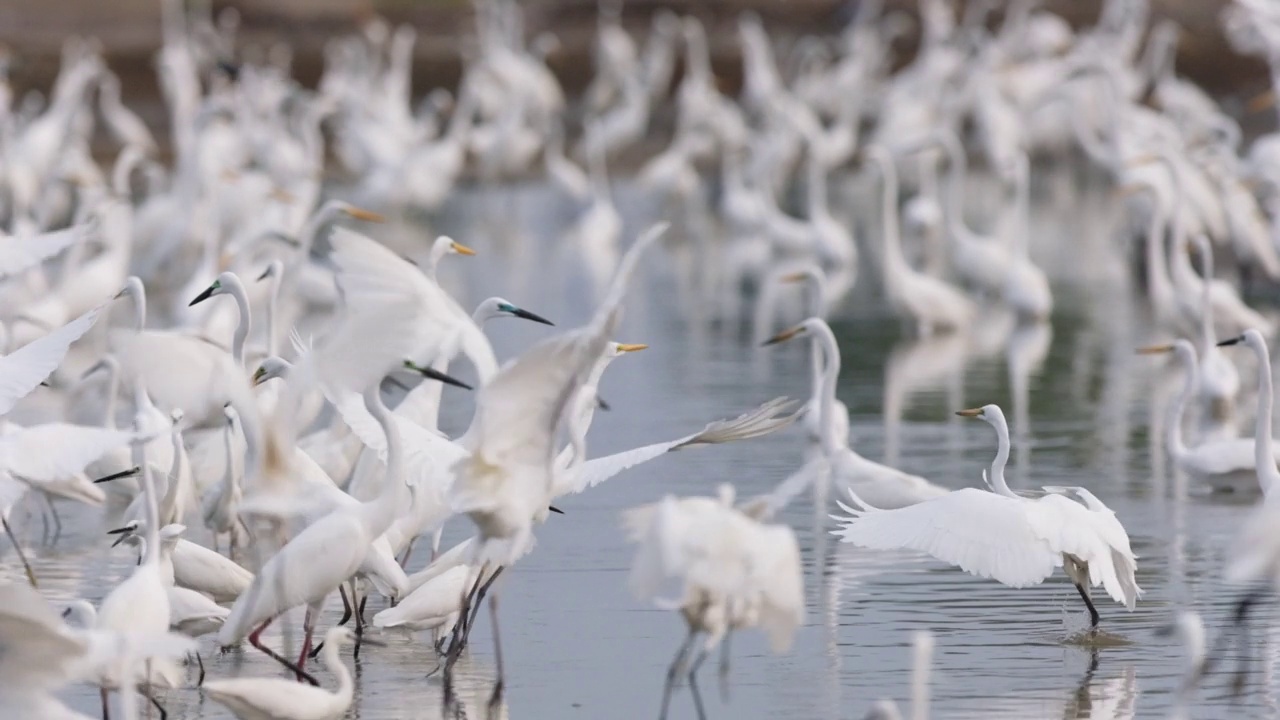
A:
[204, 626, 365, 720]
[865, 144, 974, 335]
[108, 518, 252, 604]
[833, 404, 1141, 628]
[1138, 339, 1279, 493]
[624, 483, 803, 720]
[862, 631, 933, 720]
[764, 318, 948, 508]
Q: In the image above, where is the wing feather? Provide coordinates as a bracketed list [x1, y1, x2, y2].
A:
[0, 304, 104, 416]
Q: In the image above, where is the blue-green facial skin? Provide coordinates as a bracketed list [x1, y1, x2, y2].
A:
[498, 303, 516, 314]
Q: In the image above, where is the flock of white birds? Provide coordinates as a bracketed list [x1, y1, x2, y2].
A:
[7, 0, 1280, 718]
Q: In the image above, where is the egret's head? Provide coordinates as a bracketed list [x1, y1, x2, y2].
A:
[106, 520, 140, 547]
[431, 235, 476, 265]
[761, 319, 818, 347]
[169, 408, 184, 425]
[113, 276, 143, 301]
[477, 297, 554, 326]
[956, 404, 1006, 427]
[1218, 328, 1268, 353]
[189, 271, 240, 307]
[256, 260, 284, 282]
[252, 356, 292, 386]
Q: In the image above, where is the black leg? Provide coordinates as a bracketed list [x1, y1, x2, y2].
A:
[1074, 582, 1100, 627]
[101, 687, 110, 720]
[2, 516, 37, 588]
[464, 566, 504, 648]
[687, 646, 709, 720]
[146, 691, 167, 720]
[338, 584, 353, 627]
[659, 629, 695, 720]
[354, 582, 366, 660]
[195, 652, 206, 686]
[487, 593, 504, 719]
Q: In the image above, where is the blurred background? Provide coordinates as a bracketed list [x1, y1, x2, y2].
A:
[1, 1, 1270, 148]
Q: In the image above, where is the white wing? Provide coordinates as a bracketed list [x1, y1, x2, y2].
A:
[0, 304, 104, 416]
[833, 488, 1061, 588]
[738, 455, 828, 521]
[562, 397, 798, 496]
[0, 224, 87, 279]
[745, 523, 804, 653]
[0, 423, 137, 482]
[0, 583, 88, 688]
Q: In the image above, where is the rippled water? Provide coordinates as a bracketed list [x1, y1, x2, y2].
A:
[12, 171, 1280, 718]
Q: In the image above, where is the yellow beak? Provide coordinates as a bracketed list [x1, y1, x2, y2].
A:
[780, 271, 808, 283]
[617, 343, 648, 353]
[269, 187, 296, 203]
[1136, 344, 1175, 355]
[955, 407, 983, 417]
[451, 241, 477, 256]
[344, 207, 386, 223]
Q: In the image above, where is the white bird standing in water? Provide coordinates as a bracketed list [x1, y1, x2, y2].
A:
[833, 404, 1140, 629]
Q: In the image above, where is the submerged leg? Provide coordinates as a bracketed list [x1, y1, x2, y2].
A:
[487, 593, 505, 717]
[687, 647, 709, 720]
[248, 616, 320, 686]
[464, 566, 505, 647]
[1073, 582, 1100, 628]
[399, 537, 416, 569]
[195, 652, 206, 686]
[718, 633, 732, 702]
[354, 583, 367, 659]
[297, 603, 319, 681]
[337, 584, 353, 627]
[659, 629, 696, 720]
[144, 690, 167, 720]
[2, 516, 37, 588]
[100, 687, 110, 720]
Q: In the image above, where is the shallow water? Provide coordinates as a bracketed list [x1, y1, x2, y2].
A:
[14, 171, 1280, 719]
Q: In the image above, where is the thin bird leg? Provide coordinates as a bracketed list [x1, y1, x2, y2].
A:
[195, 652, 205, 686]
[248, 616, 320, 686]
[718, 632, 732, 702]
[659, 629, 696, 720]
[464, 566, 505, 647]
[101, 686, 111, 720]
[450, 563, 488, 657]
[2, 516, 37, 588]
[487, 592, 504, 717]
[398, 536, 416, 568]
[297, 604, 318, 681]
[337, 584, 353, 627]
[1230, 590, 1266, 696]
[143, 689, 167, 720]
[354, 581, 367, 660]
[1073, 582, 1100, 628]
[687, 646, 710, 720]
[47, 497, 62, 539]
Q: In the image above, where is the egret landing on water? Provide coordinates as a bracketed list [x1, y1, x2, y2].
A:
[832, 404, 1141, 634]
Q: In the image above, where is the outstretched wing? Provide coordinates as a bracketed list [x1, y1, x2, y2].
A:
[0, 423, 137, 482]
[833, 488, 1061, 588]
[561, 397, 798, 496]
[0, 304, 104, 416]
[0, 224, 87, 280]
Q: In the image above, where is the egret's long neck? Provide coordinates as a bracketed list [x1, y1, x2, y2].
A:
[1253, 340, 1279, 496]
[940, 134, 976, 245]
[1198, 244, 1215, 352]
[362, 386, 406, 536]
[103, 361, 120, 429]
[266, 273, 281, 357]
[812, 322, 843, 455]
[1166, 350, 1196, 460]
[876, 152, 908, 290]
[229, 281, 252, 368]
[805, 279, 826, 411]
[1143, 187, 1175, 313]
[222, 421, 240, 502]
[131, 285, 147, 331]
[394, 356, 447, 433]
[133, 444, 161, 566]
[1009, 154, 1030, 259]
[987, 413, 1015, 497]
[326, 638, 355, 707]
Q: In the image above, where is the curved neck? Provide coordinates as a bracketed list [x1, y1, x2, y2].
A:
[1009, 154, 1030, 258]
[1166, 350, 1196, 459]
[986, 414, 1014, 497]
[131, 285, 147, 331]
[1253, 341, 1279, 496]
[805, 276, 826, 405]
[1143, 187, 1175, 311]
[133, 440, 161, 566]
[103, 360, 120, 429]
[872, 150, 907, 286]
[266, 272, 282, 357]
[939, 134, 975, 243]
[1197, 244, 1215, 351]
[361, 385, 406, 535]
[806, 158, 828, 218]
[812, 321, 843, 455]
[325, 639, 355, 705]
[227, 278, 252, 368]
[223, 420, 241, 501]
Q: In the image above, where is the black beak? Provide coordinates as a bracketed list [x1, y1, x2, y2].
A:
[111, 533, 131, 548]
[256, 267, 273, 282]
[106, 525, 134, 535]
[38, 380, 51, 388]
[93, 467, 140, 484]
[596, 395, 611, 411]
[189, 286, 215, 307]
[548, 506, 565, 514]
[512, 307, 555, 326]
[1218, 336, 1244, 347]
[403, 361, 473, 390]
